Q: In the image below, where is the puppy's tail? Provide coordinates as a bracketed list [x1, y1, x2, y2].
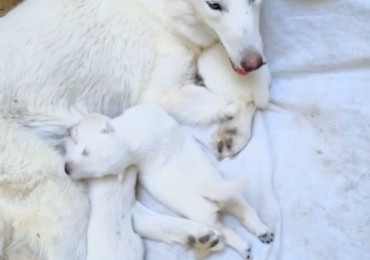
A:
[203, 180, 246, 204]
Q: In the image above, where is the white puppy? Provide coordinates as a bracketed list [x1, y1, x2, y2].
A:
[84, 166, 144, 260]
[63, 105, 274, 259]
[194, 43, 271, 160]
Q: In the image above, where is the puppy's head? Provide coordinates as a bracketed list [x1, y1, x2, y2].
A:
[63, 114, 123, 180]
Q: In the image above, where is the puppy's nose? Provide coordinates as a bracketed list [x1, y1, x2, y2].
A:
[241, 52, 264, 72]
[64, 163, 72, 175]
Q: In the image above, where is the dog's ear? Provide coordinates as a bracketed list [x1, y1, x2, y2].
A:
[101, 122, 115, 134]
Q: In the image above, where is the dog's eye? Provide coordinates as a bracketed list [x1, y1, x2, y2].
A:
[82, 149, 89, 156]
[206, 1, 222, 11]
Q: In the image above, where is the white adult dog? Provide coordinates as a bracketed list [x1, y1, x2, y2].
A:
[0, 0, 270, 258]
[63, 105, 274, 259]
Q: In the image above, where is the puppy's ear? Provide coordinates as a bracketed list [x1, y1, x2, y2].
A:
[65, 126, 72, 137]
[101, 122, 115, 134]
[66, 125, 78, 138]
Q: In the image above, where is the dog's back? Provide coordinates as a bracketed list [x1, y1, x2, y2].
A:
[86, 167, 143, 260]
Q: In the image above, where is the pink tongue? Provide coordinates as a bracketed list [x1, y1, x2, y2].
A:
[231, 61, 249, 76]
[235, 67, 248, 76]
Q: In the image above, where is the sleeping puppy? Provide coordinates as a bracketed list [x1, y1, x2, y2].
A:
[195, 43, 271, 159]
[63, 105, 274, 259]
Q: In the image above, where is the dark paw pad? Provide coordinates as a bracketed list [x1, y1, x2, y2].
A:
[187, 230, 222, 252]
[217, 141, 224, 154]
[210, 239, 219, 248]
[199, 234, 210, 243]
[188, 235, 196, 246]
[259, 232, 274, 244]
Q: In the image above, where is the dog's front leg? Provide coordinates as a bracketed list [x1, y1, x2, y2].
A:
[139, 49, 242, 126]
[251, 64, 271, 110]
[211, 102, 256, 160]
[144, 84, 242, 126]
[210, 65, 271, 159]
[132, 202, 225, 256]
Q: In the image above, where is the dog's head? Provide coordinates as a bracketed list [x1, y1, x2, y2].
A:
[63, 114, 123, 180]
[188, 0, 265, 75]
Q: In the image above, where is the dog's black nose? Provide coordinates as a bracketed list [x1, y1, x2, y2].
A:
[241, 52, 264, 72]
[64, 163, 72, 175]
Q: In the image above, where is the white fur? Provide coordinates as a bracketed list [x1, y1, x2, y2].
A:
[63, 105, 274, 258]
[0, 0, 268, 257]
[0, 121, 89, 260]
[85, 167, 143, 260]
[195, 43, 271, 159]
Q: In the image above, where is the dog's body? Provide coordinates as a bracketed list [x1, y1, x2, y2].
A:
[85, 167, 143, 260]
[0, 0, 270, 258]
[0, 121, 89, 260]
[64, 105, 274, 259]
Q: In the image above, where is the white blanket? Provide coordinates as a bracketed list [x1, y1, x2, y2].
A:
[139, 0, 370, 259]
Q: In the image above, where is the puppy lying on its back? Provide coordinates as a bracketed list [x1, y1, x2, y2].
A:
[195, 44, 271, 159]
[63, 105, 274, 259]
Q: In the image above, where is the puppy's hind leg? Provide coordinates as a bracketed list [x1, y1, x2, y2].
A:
[224, 196, 274, 244]
[133, 202, 224, 257]
[216, 224, 252, 260]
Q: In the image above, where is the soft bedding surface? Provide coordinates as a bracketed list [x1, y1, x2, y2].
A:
[138, 0, 370, 259]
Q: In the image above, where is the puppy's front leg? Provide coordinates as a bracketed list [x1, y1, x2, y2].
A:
[132, 202, 224, 256]
[216, 224, 252, 260]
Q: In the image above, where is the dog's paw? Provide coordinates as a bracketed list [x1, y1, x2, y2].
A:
[258, 232, 274, 244]
[187, 230, 224, 258]
[216, 100, 242, 122]
[211, 124, 251, 160]
[211, 103, 255, 160]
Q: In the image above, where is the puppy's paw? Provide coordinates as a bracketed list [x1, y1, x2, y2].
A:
[187, 229, 224, 258]
[241, 248, 253, 260]
[258, 232, 274, 244]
